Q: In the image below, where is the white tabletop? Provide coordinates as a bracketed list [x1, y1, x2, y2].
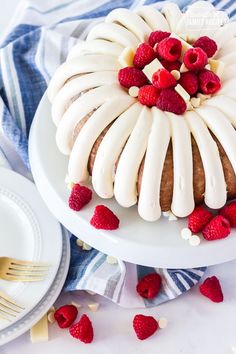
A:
[1, 3, 236, 354]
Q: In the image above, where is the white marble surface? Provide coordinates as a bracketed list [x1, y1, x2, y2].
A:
[1, 2, 236, 354]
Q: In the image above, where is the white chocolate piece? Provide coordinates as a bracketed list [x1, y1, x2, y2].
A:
[209, 59, 225, 78]
[171, 70, 181, 80]
[175, 84, 190, 103]
[47, 311, 55, 324]
[187, 102, 194, 111]
[180, 63, 188, 73]
[48, 306, 55, 313]
[158, 317, 168, 329]
[168, 212, 178, 221]
[197, 93, 211, 102]
[106, 255, 118, 264]
[87, 290, 96, 295]
[181, 228, 192, 240]
[67, 182, 74, 190]
[191, 97, 201, 108]
[88, 302, 100, 312]
[189, 235, 201, 246]
[76, 238, 84, 247]
[30, 315, 48, 343]
[163, 211, 170, 217]
[82, 242, 92, 251]
[128, 86, 139, 98]
[142, 58, 164, 81]
[71, 301, 82, 309]
[118, 47, 135, 67]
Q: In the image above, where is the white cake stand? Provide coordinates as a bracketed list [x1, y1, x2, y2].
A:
[28, 93, 236, 268]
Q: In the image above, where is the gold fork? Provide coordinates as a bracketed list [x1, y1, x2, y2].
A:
[0, 257, 50, 282]
[0, 291, 24, 322]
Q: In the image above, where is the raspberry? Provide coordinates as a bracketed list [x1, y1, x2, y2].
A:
[90, 205, 119, 230]
[178, 71, 198, 96]
[220, 202, 236, 227]
[69, 314, 93, 343]
[54, 305, 78, 328]
[138, 85, 160, 107]
[199, 276, 223, 303]
[133, 43, 156, 69]
[199, 69, 221, 94]
[193, 36, 217, 58]
[202, 215, 231, 241]
[133, 314, 158, 340]
[152, 68, 177, 89]
[156, 88, 186, 115]
[148, 30, 170, 47]
[161, 60, 181, 72]
[188, 206, 213, 233]
[183, 47, 208, 71]
[69, 184, 92, 211]
[136, 273, 162, 299]
[118, 67, 148, 89]
[157, 38, 182, 62]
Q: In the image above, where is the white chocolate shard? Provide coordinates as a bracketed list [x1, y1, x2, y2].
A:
[118, 47, 135, 67]
[88, 302, 100, 312]
[189, 235, 201, 246]
[175, 84, 190, 103]
[47, 311, 55, 324]
[197, 93, 211, 102]
[168, 212, 178, 221]
[30, 315, 48, 343]
[180, 63, 188, 73]
[209, 59, 225, 78]
[76, 238, 84, 247]
[128, 86, 139, 98]
[82, 242, 92, 251]
[71, 301, 82, 309]
[158, 317, 168, 329]
[106, 255, 118, 264]
[191, 97, 201, 108]
[171, 70, 181, 80]
[142, 58, 164, 81]
[87, 290, 96, 295]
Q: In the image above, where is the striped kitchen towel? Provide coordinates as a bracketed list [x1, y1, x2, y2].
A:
[1, 0, 235, 307]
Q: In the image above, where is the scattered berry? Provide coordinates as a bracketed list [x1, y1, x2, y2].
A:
[118, 67, 148, 89]
[54, 305, 78, 328]
[178, 71, 198, 96]
[133, 314, 158, 340]
[220, 202, 236, 227]
[188, 206, 213, 233]
[90, 205, 120, 230]
[136, 273, 162, 299]
[148, 30, 170, 47]
[199, 276, 224, 303]
[138, 85, 160, 107]
[156, 88, 186, 115]
[198, 69, 221, 94]
[202, 215, 231, 241]
[69, 184, 92, 211]
[183, 47, 208, 71]
[152, 68, 177, 89]
[69, 314, 94, 343]
[161, 60, 181, 72]
[133, 43, 156, 69]
[157, 38, 182, 62]
[193, 36, 217, 58]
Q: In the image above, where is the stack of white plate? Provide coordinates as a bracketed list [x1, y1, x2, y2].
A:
[0, 167, 70, 345]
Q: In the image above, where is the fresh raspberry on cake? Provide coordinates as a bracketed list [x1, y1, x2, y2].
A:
[152, 68, 177, 89]
[199, 276, 223, 303]
[69, 314, 94, 343]
[133, 314, 158, 340]
[183, 47, 208, 71]
[69, 184, 92, 211]
[198, 69, 221, 94]
[138, 85, 160, 107]
[161, 60, 181, 72]
[220, 202, 236, 227]
[90, 205, 119, 230]
[133, 43, 156, 69]
[193, 36, 218, 58]
[118, 67, 148, 88]
[148, 30, 170, 47]
[136, 273, 162, 299]
[188, 206, 213, 233]
[156, 88, 186, 115]
[202, 215, 231, 241]
[178, 71, 198, 96]
[157, 37, 182, 62]
[54, 305, 78, 328]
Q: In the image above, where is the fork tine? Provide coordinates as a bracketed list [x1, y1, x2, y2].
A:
[0, 312, 12, 322]
[4, 274, 45, 282]
[0, 301, 21, 314]
[0, 292, 24, 310]
[10, 260, 50, 267]
[9, 266, 49, 273]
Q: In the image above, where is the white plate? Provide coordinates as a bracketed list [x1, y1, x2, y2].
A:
[0, 228, 70, 346]
[29, 93, 236, 268]
[0, 167, 62, 331]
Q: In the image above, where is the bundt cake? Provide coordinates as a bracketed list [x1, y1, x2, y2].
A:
[47, 1, 236, 221]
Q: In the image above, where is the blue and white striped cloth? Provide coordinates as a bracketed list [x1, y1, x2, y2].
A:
[1, 0, 235, 307]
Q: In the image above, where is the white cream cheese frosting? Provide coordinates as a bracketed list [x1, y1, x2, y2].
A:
[48, 1, 236, 221]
